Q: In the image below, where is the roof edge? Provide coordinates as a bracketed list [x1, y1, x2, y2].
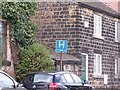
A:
[78, 2, 120, 19]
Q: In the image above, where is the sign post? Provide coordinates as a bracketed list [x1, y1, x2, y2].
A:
[55, 40, 68, 71]
[60, 52, 63, 71]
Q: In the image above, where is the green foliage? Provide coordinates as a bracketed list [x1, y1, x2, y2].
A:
[16, 43, 54, 82]
[1, 2, 54, 82]
[1, 2, 37, 47]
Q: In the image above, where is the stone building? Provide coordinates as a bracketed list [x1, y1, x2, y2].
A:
[33, 0, 120, 89]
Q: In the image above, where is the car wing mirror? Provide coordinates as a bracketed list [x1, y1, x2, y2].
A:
[82, 80, 88, 85]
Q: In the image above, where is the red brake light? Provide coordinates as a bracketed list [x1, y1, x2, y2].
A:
[49, 83, 58, 90]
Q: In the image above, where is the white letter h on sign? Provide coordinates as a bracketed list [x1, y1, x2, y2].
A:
[59, 41, 65, 49]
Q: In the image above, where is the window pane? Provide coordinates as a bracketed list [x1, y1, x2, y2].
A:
[94, 54, 97, 74]
[34, 74, 53, 83]
[118, 22, 120, 42]
[94, 14, 102, 37]
[60, 75, 67, 83]
[71, 74, 81, 83]
[63, 74, 74, 83]
[97, 55, 101, 73]
[118, 58, 120, 75]
[98, 16, 102, 36]
[94, 14, 97, 35]
[115, 22, 118, 40]
[115, 59, 118, 74]
[94, 54, 102, 75]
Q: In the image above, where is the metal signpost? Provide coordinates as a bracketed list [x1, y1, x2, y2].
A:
[55, 40, 68, 71]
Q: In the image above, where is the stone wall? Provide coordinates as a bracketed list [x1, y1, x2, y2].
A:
[33, 2, 120, 88]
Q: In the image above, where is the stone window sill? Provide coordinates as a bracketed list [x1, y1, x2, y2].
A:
[115, 39, 119, 43]
[93, 35, 104, 40]
[93, 74, 104, 78]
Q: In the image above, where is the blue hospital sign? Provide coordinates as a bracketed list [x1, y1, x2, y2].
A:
[55, 40, 68, 53]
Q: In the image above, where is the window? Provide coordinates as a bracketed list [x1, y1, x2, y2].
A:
[34, 74, 53, 83]
[115, 58, 120, 75]
[115, 22, 120, 42]
[115, 59, 118, 75]
[60, 75, 67, 83]
[115, 22, 118, 42]
[94, 54, 102, 75]
[63, 74, 74, 83]
[94, 14, 103, 39]
[118, 58, 120, 75]
[71, 73, 81, 83]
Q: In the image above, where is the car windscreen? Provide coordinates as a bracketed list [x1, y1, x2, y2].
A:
[34, 74, 53, 83]
[70, 73, 82, 83]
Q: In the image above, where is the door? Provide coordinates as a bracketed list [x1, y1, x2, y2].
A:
[81, 53, 88, 81]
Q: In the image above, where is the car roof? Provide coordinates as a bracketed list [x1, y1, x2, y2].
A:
[29, 71, 73, 75]
[0, 70, 5, 73]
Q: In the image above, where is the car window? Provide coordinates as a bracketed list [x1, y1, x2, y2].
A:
[0, 72, 14, 88]
[70, 73, 82, 83]
[60, 75, 67, 83]
[23, 74, 34, 84]
[22, 74, 34, 89]
[63, 74, 74, 83]
[55, 75, 61, 82]
[34, 74, 53, 83]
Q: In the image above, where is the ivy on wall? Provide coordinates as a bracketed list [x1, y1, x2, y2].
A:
[1, 2, 37, 47]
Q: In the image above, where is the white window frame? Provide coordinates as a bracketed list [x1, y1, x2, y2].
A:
[118, 58, 120, 75]
[115, 59, 118, 75]
[94, 14, 104, 39]
[93, 54, 102, 75]
[115, 22, 118, 42]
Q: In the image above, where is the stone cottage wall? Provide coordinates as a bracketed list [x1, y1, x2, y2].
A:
[33, 2, 120, 89]
[33, 2, 79, 56]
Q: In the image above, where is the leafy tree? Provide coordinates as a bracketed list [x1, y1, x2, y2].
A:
[16, 43, 54, 82]
[1, 2, 37, 47]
